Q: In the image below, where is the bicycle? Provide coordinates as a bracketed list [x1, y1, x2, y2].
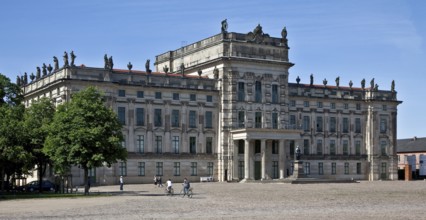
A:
[180, 187, 193, 198]
[164, 186, 174, 196]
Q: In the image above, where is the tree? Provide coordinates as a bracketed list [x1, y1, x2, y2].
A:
[0, 104, 31, 192]
[23, 98, 55, 193]
[0, 73, 23, 106]
[44, 87, 127, 195]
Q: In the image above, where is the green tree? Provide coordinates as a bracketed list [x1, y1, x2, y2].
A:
[0, 73, 22, 106]
[44, 87, 127, 195]
[0, 104, 31, 192]
[23, 98, 55, 193]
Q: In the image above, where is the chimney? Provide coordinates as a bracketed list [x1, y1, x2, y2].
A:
[413, 136, 417, 141]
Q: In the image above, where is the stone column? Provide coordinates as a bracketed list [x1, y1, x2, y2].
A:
[244, 139, 250, 180]
[261, 139, 266, 180]
[279, 139, 286, 179]
[233, 140, 239, 181]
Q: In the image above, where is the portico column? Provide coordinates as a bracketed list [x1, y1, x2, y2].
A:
[279, 139, 286, 179]
[233, 140, 239, 181]
[261, 139, 266, 180]
[244, 139, 250, 180]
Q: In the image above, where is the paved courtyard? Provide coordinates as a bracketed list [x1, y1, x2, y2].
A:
[0, 180, 425, 219]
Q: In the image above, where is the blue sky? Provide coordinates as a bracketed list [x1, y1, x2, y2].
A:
[0, 0, 425, 139]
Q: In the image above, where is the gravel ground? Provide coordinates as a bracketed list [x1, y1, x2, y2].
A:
[0, 180, 425, 220]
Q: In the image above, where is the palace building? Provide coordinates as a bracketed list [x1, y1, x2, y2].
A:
[22, 22, 401, 185]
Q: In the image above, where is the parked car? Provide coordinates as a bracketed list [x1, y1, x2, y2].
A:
[18, 180, 56, 192]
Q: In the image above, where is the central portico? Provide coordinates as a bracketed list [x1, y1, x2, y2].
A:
[230, 128, 302, 181]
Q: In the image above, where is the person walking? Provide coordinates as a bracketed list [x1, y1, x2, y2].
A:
[182, 178, 190, 196]
[119, 176, 124, 191]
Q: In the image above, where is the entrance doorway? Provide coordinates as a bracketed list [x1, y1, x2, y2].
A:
[254, 161, 261, 180]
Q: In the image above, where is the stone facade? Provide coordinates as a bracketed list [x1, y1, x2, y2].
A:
[22, 24, 401, 185]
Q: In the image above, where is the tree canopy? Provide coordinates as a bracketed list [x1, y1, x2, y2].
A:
[44, 87, 127, 195]
[0, 73, 22, 106]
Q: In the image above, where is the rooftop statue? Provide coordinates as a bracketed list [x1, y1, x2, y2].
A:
[246, 24, 270, 44]
[53, 56, 59, 70]
[70, 51, 76, 67]
[198, 69, 202, 77]
[63, 51, 69, 68]
[374, 84, 379, 91]
[163, 65, 169, 74]
[127, 62, 133, 71]
[47, 64, 53, 74]
[391, 80, 395, 92]
[36, 67, 41, 79]
[180, 63, 185, 76]
[16, 76, 21, 86]
[361, 78, 365, 90]
[349, 80, 353, 89]
[42, 63, 47, 76]
[310, 74, 314, 86]
[23, 72, 28, 84]
[281, 26, 287, 39]
[323, 78, 327, 86]
[221, 19, 228, 33]
[104, 54, 109, 69]
[145, 59, 151, 73]
[335, 76, 340, 88]
[296, 76, 300, 85]
[108, 56, 114, 70]
[30, 72, 35, 81]
[370, 78, 375, 90]
[213, 66, 219, 79]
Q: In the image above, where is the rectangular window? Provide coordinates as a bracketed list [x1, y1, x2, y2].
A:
[118, 89, 125, 97]
[191, 162, 198, 176]
[316, 116, 323, 132]
[318, 162, 324, 175]
[304, 101, 309, 107]
[255, 140, 261, 154]
[316, 139, 323, 155]
[330, 117, 336, 133]
[255, 112, 262, 128]
[330, 140, 336, 155]
[343, 118, 349, 133]
[208, 162, 214, 176]
[272, 140, 278, 154]
[238, 161, 244, 179]
[344, 162, 349, 174]
[190, 94, 196, 101]
[119, 161, 127, 176]
[238, 111, 245, 128]
[304, 162, 311, 175]
[343, 140, 349, 155]
[171, 110, 180, 127]
[355, 118, 361, 133]
[303, 139, 310, 155]
[381, 162, 387, 179]
[317, 102, 323, 108]
[118, 107, 126, 125]
[272, 112, 278, 129]
[121, 135, 126, 148]
[137, 91, 144, 98]
[381, 140, 387, 155]
[136, 108, 145, 126]
[154, 109, 162, 127]
[189, 111, 197, 128]
[383, 105, 387, 111]
[238, 140, 244, 154]
[155, 92, 162, 99]
[156, 162, 163, 176]
[173, 93, 179, 100]
[303, 116, 310, 132]
[332, 162, 336, 175]
[272, 84, 278, 104]
[290, 100, 296, 107]
[356, 103, 361, 110]
[272, 161, 279, 179]
[190, 137, 196, 154]
[205, 111, 213, 128]
[238, 82, 245, 101]
[138, 162, 145, 176]
[206, 95, 213, 102]
[137, 135, 144, 153]
[380, 119, 387, 133]
[174, 162, 180, 176]
[155, 136, 162, 154]
[344, 103, 349, 109]
[331, 103, 336, 109]
[357, 163, 362, 174]
[255, 81, 262, 103]
[172, 136, 179, 154]
[290, 115, 296, 128]
[355, 140, 361, 156]
[206, 137, 213, 154]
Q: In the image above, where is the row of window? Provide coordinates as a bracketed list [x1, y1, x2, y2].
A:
[238, 111, 279, 129]
[290, 101, 389, 112]
[118, 161, 214, 177]
[311, 162, 363, 175]
[125, 135, 214, 154]
[237, 81, 279, 103]
[118, 90, 213, 102]
[118, 107, 214, 128]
